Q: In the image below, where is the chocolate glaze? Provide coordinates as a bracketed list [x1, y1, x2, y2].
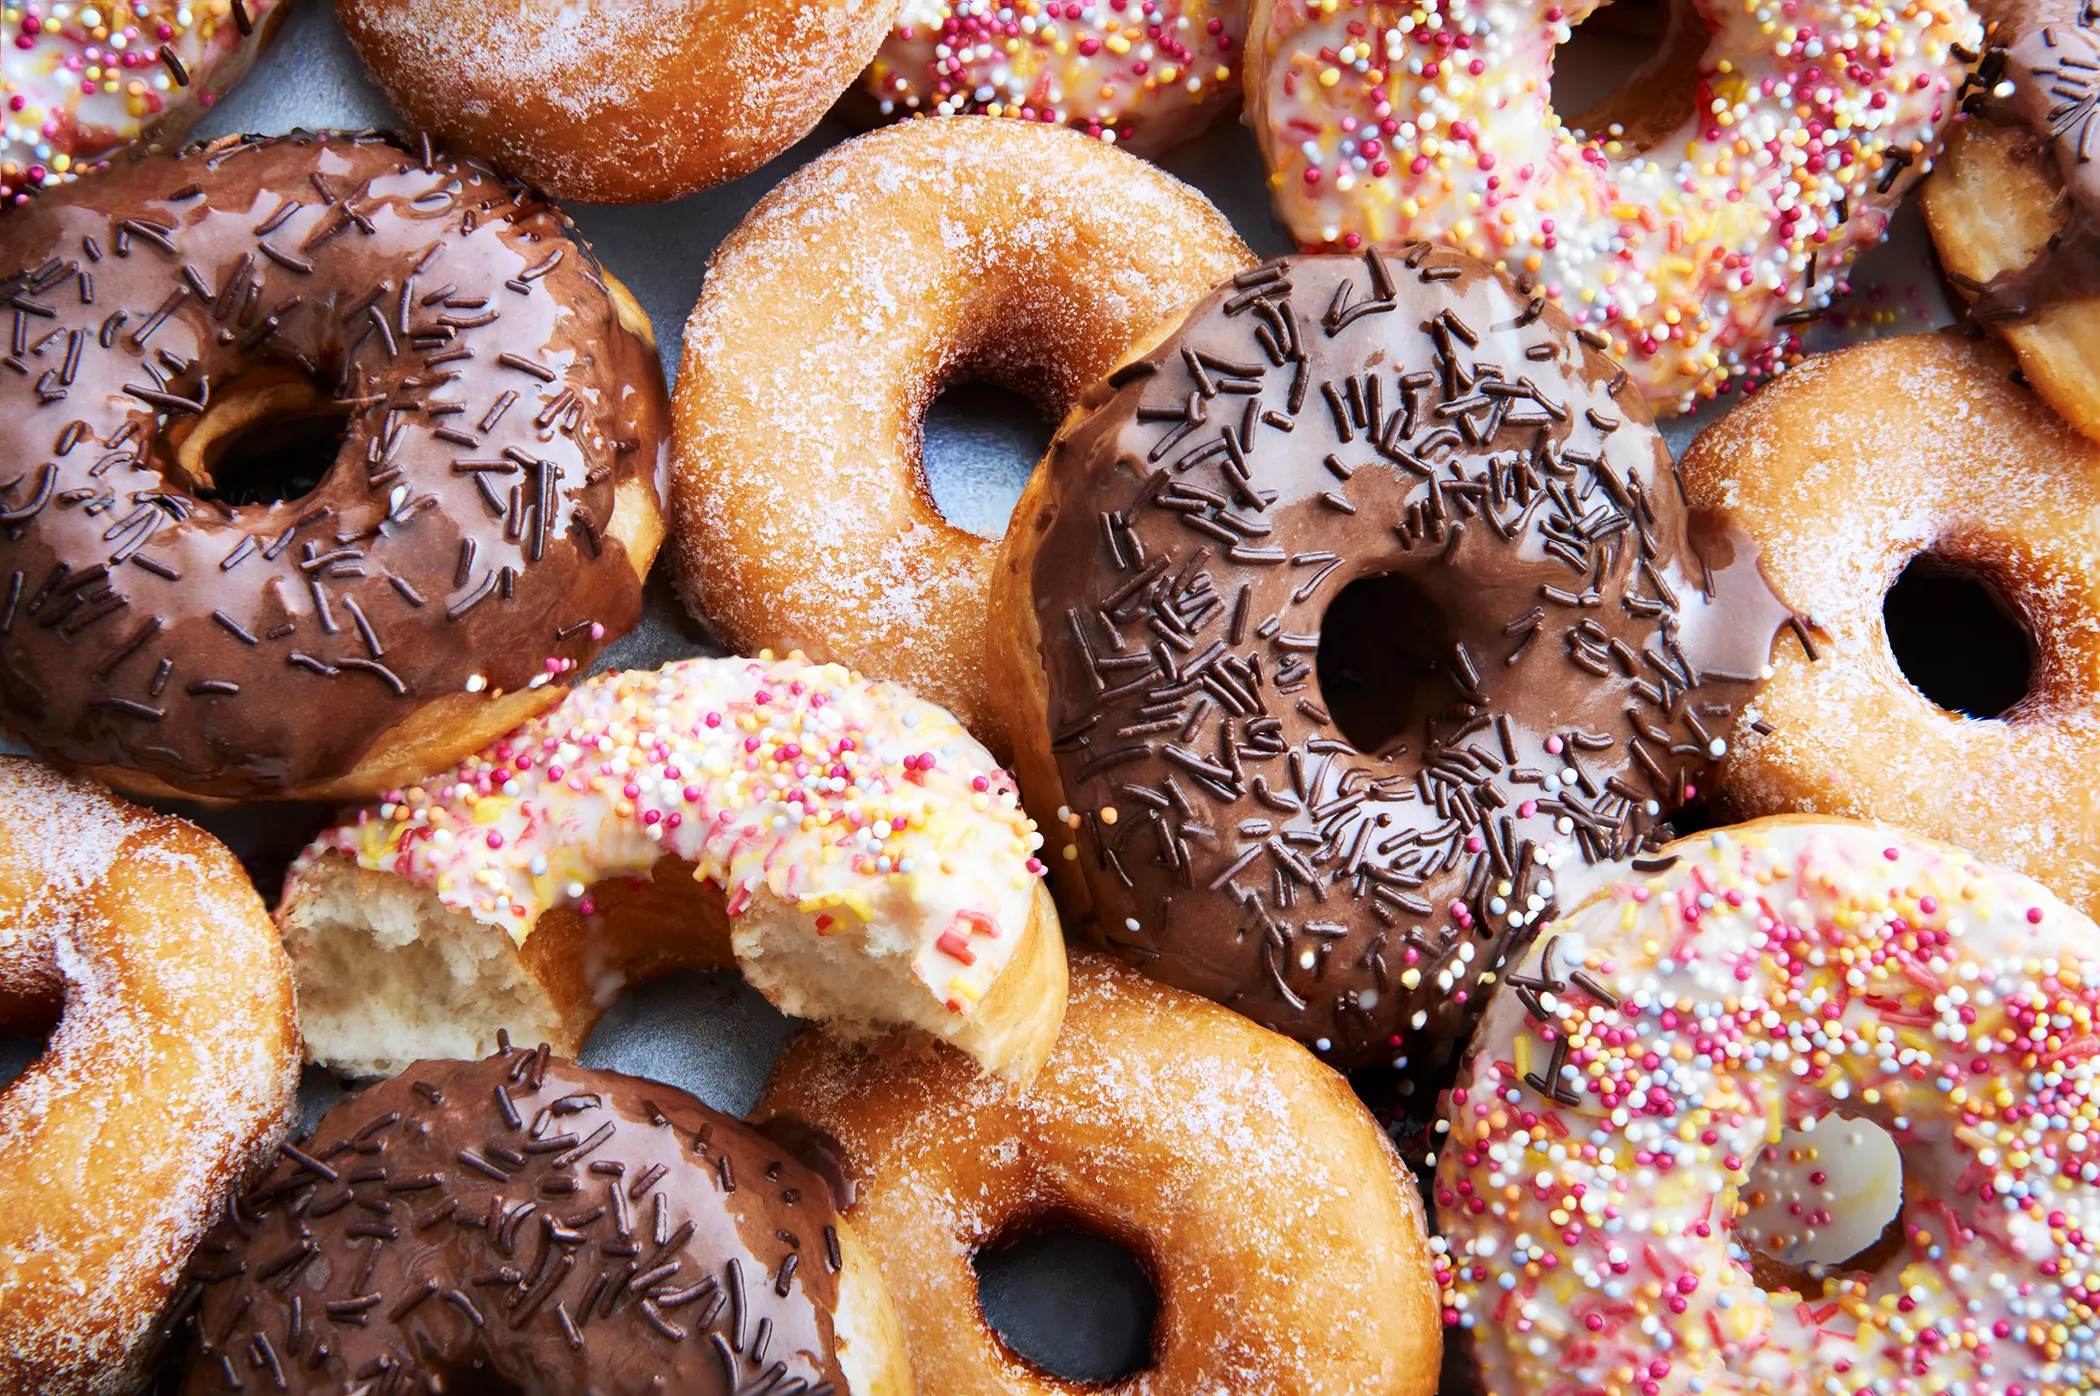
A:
[1023, 250, 1790, 1072]
[0, 132, 666, 797]
[1962, 0, 2100, 317]
[170, 1046, 852, 1396]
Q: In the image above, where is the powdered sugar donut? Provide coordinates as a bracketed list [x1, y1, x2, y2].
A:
[1244, 0, 1978, 413]
[0, 758, 299, 1396]
[336, 0, 906, 202]
[2, 0, 291, 206]
[863, 0, 1244, 154]
[1437, 817, 2100, 1395]
[671, 116, 1250, 754]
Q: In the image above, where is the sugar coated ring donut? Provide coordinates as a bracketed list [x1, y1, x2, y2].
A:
[1438, 816, 2100, 1395]
[1244, 0, 1978, 414]
[0, 757, 299, 1396]
[672, 116, 1250, 755]
[336, 0, 905, 203]
[756, 951, 1443, 1395]
[0, 0, 292, 207]
[990, 248, 1788, 1071]
[1681, 332, 2100, 928]
[0, 131, 667, 802]
[284, 653, 1066, 1083]
[172, 1046, 913, 1395]
[1923, 2, 2100, 444]
[862, 0, 1245, 155]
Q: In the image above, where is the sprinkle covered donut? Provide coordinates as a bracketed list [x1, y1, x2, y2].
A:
[1, 0, 291, 207]
[862, 0, 1245, 154]
[990, 247, 1789, 1071]
[0, 132, 667, 801]
[1682, 332, 2100, 930]
[673, 116, 1250, 754]
[1243, 0, 1978, 413]
[1438, 817, 2100, 1396]
[283, 654, 1067, 1084]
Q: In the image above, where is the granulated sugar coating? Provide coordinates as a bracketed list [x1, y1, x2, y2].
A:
[756, 952, 1442, 1394]
[671, 116, 1251, 753]
[0, 760, 299, 1396]
[334, 0, 899, 201]
[1681, 332, 2100, 925]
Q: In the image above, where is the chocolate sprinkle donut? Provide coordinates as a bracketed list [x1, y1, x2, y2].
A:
[170, 1045, 860, 1395]
[995, 248, 1792, 1072]
[0, 132, 666, 800]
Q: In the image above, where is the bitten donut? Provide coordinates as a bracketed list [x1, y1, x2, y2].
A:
[0, 131, 667, 802]
[1924, 0, 2100, 441]
[1682, 332, 2100, 926]
[0, 758, 298, 1396]
[756, 952, 1443, 1396]
[171, 1045, 912, 1396]
[336, 0, 904, 203]
[1244, 0, 1978, 413]
[861, 0, 1244, 154]
[990, 248, 1789, 1071]
[1, 0, 292, 207]
[283, 654, 1066, 1084]
[672, 116, 1251, 755]
[1438, 818, 2100, 1395]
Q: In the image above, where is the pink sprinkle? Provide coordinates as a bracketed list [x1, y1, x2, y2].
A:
[2029, 907, 2045, 924]
[577, 898, 597, 916]
[486, 832, 504, 849]
[705, 712, 722, 728]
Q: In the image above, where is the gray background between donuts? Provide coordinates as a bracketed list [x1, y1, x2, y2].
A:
[0, 3, 1956, 1382]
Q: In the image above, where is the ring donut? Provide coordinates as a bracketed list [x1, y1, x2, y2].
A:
[1681, 331, 2100, 927]
[1923, 0, 2100, 442]
[1243, 0, 1978, 413]
[1, 0, 292, 206]
[336, 0, 907, 202]
[755, 951, 1443, 1395]
[671, 115, 1251, 755]
[990, 247, 1788, 1071]
[1437, 816, 2100, 1394]
[0, 132, 667, 801]
[0, 757, 299, 1396]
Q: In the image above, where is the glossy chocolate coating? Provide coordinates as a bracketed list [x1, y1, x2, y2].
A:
[173, 1048, 851, 1396]
[1963, 0, 2100, 319]
[0, 132, 664, 797]
[1022, 249, 1789, 1071]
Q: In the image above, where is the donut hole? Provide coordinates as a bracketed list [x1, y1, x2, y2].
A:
[1883, 556, 2035, 720]
[162, 369, 351, 509]
[1739, 1116, 1907, 1294]
[975, 1216, 1159, 1382]
[1316, 571, 1460, 757]
[1550, 0, 1705, 153]
[919, 383, 1053, 539]
[0, 1036, 41, 1091]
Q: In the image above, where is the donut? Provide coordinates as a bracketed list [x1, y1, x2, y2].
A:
[1241, 0, 1979, 414]
[671, 116, 1251, 756]
[0, 131, 667, 802]
[1436, 816, 2100, 1395]
[0, 0, 292, 208]
[988, 247, 1790, 1072]
[1922, 0, 2100, 442]
[169, 1044, 913, 1395]
[335, 0, 904, 204]
[282, 652, 1067, 1084]
[860, 0, 1244, 155]
[0, 757, 298, 1396]
[755, 951, 1443, 1395]
[1679, 331, 2100, 932]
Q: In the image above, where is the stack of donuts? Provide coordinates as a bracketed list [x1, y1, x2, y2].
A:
[4, 0, 2100, 1392]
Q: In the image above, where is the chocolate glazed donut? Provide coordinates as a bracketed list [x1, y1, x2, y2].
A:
[0, 132, 666, 801]
[991, 249, 1791, 1072]
[168, 1046, 911, 1395]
